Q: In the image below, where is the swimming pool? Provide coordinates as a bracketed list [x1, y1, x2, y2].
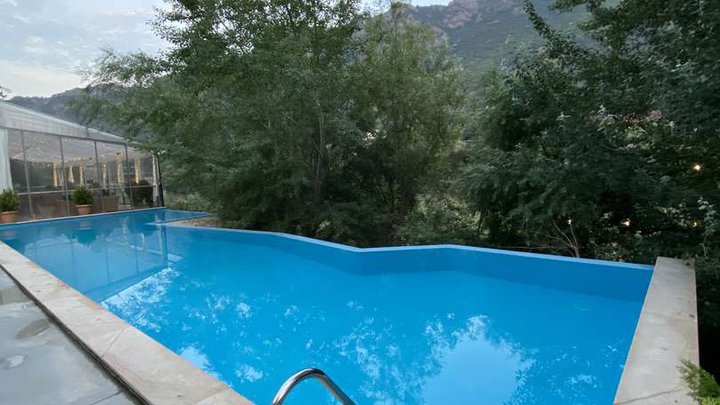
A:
[0, 209, 653, 404]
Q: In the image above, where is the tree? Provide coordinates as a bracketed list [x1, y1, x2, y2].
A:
[85, 1, 465, 246]
[315, 3, 465, 244]
[464, 0, 719, 257]
[463, 0, 720, 372]
[89, 0, 364, 230]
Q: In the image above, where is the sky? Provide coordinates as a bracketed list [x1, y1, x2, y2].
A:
[0, 0, 452, 98]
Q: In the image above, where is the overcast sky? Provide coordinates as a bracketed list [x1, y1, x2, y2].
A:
[0, 0, 451, 98]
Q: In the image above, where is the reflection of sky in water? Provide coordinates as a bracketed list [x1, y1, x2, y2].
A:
[421, 316, 530, 404]
[1, 210, 646, 404]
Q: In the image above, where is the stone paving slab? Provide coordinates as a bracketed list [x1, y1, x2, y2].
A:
[614, 257, 698, 405]
[0, 269, 137, 405]
[0, 242, 252, 405]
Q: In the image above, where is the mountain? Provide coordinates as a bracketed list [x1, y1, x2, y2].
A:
[8, 87, 122, 134]
[9, 88, 86, 124]
[409, 0, 584, 65]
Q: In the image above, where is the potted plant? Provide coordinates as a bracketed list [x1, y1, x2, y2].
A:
[72, 187, 94, 216]
[0, 189, 19, 223]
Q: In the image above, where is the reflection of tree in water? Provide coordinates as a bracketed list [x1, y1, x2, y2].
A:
[100, 242, 639, 404]
[125, 213, 159, 237]
[72, 221, 97, 246]
[488, 307, 635, 405]
[2, 230, 24, 249]
[333, 313, 532, 404]
[102, 267, 530, 403]
[505, 332, 631, 405]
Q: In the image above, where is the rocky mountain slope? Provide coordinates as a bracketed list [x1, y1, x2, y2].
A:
[408, 0, 583, 64]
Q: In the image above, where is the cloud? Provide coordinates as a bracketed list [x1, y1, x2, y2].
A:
[0, 0, 166, 96]
[0, 0, 452, 97]
[0, 60, 82, 97]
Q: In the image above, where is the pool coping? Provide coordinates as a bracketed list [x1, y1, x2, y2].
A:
[614, 257, 699, 404]
[0, 241, 252, 405]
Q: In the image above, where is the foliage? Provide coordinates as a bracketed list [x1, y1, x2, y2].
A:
[683, 362, 720, 404]
[0, 85, 7, 100]
[0, 189, 19, 212]
[459, 0, 720, 373]
[86, 0, 463, 247]
[165, 192, 213, 212]
[71, 187, 94, 206]
[463, 0, 720, 257]
[397, 193, 481, 245]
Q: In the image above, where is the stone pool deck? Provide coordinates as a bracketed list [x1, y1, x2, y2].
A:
[0, 268, 137, 405]
[614, 257, 698, 405]
[0, 241, 251, 405]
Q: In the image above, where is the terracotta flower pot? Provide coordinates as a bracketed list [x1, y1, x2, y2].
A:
[76, 205, 93, 216]
[0, 211, 18, 223]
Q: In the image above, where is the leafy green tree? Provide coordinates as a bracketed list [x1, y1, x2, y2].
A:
[89, 0, 364, 231]
[464, 0, 719, 257]
[85, 1, 464, 246]
[463, 0, 720, 372]
[353, 3, 463, 214]
[314, 3, 465, 244]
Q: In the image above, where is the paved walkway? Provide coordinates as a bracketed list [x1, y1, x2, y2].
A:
[0, 269, 137, 405]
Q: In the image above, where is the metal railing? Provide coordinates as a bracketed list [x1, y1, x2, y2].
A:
[272, 368, 355, 405]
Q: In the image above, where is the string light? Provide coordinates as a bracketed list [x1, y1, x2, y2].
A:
[567, 218, 573, 225]
[692, 220, 701, 228]
[621, 219, 631, 227]
[692, 163, 702, 172]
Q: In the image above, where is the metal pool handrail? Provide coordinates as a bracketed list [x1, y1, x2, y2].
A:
[272, 368, 356, 405]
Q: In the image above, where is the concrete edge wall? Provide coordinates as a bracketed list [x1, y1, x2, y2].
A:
[614, 257, 699, 404]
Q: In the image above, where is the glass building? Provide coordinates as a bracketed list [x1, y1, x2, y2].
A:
[0, 101, 162, 221]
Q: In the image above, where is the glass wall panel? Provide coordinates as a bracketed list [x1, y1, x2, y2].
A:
[96, 141, 129, 211]
[1, 126, 156, 221]
[24, 132, 67, 218]
[62, 138, 99, 190]
[126, 147, 156, 208]
[6, 131, 31, 220]
[7, 130, 28, 193]
[17, 194, 31, 222]
[62, 138, 102, 214]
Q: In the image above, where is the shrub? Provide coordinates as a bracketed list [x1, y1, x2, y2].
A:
[0, 189, 19, 212]
[71, 187, 94, 206]
[682, 362, 720, 404]
[397, 194, 481, 246]
[165, 192, 212, 212]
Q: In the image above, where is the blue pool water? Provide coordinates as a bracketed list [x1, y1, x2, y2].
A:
[0, 209, 653, 404]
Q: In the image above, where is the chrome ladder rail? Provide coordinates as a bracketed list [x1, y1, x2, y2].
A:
[272, 368, 355, 405]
